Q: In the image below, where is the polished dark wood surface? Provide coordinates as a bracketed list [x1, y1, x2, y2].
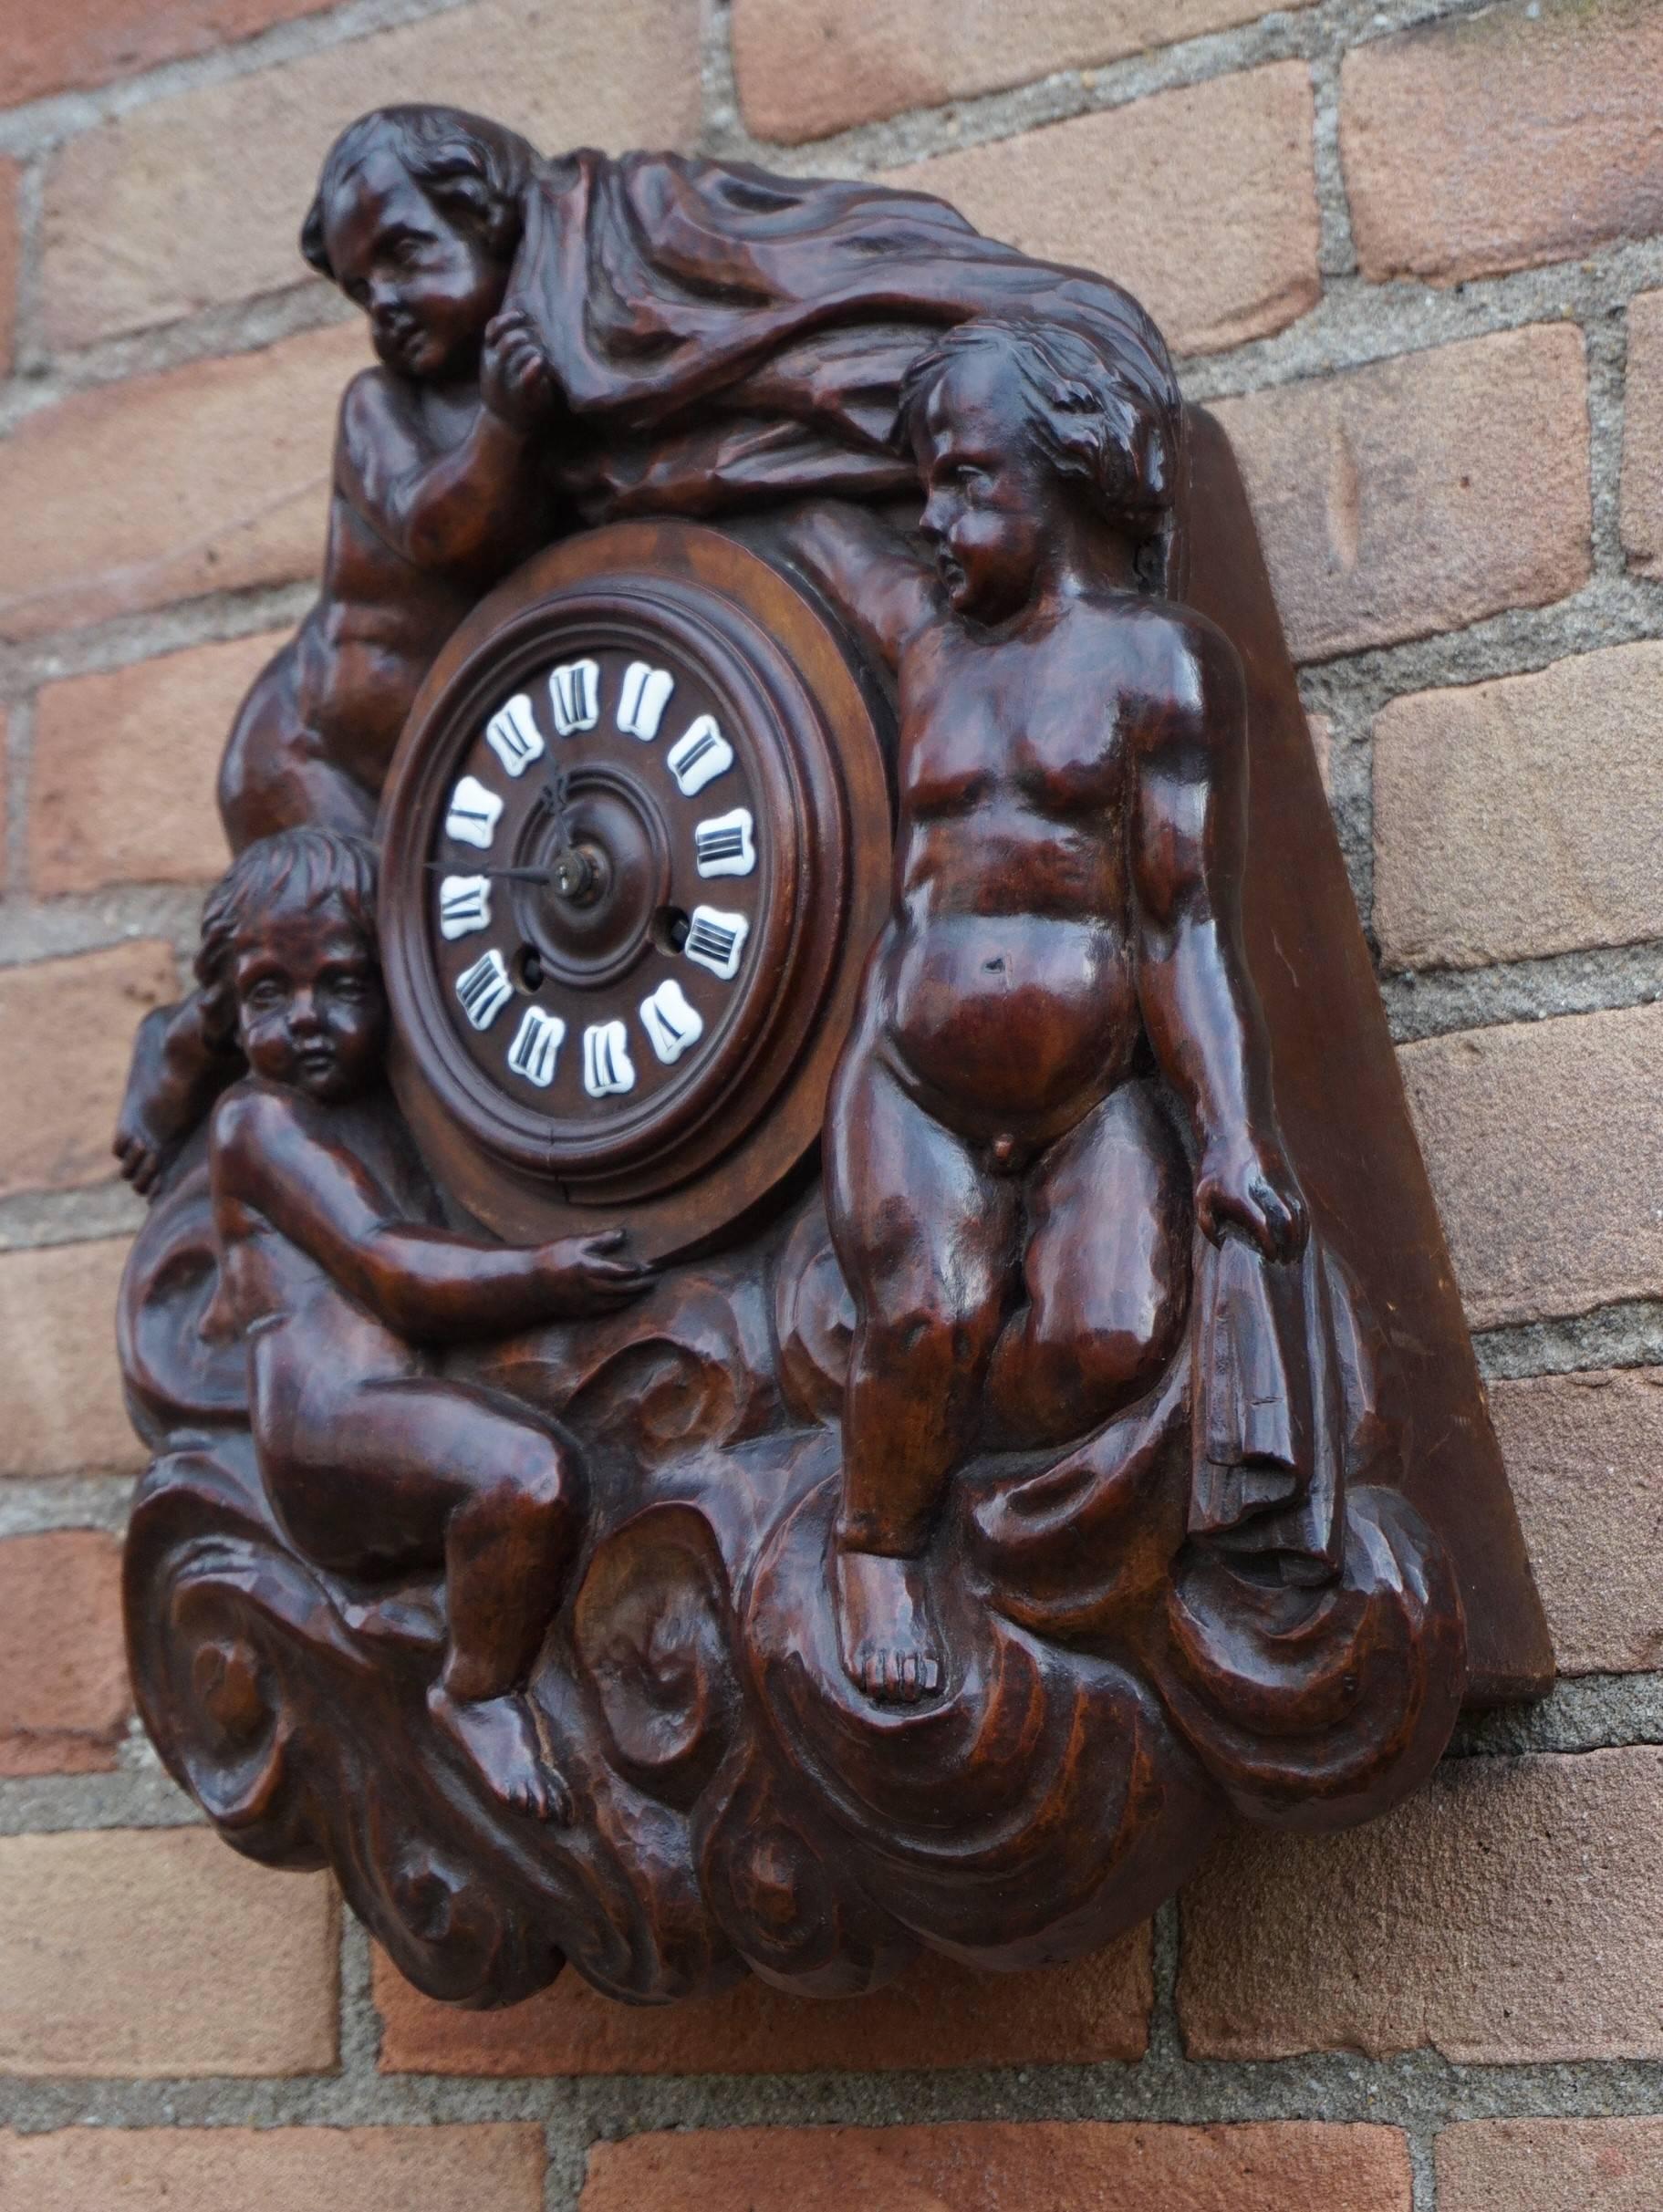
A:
[116, 103, 1547, 2013]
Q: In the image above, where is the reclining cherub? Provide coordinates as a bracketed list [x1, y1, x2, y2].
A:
[117, 103, 557, 1193]
[203, 828, 648, 1819]
[787, 315, 1307, 1705]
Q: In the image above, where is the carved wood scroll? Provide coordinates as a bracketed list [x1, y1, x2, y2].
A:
[115, 107, 1552, 2012]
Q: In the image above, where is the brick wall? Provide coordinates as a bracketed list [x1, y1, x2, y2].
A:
[3, 1, 1662, 2204]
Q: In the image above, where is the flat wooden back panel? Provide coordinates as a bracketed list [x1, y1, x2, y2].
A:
[1182, 404, 1552, 1702]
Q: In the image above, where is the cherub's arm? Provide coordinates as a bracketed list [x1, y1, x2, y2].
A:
[115, 995, 243, 1194]
[1129, 614, 1305, 1261]
[215, 1090, 644, 1341]
[336, 317, 553, 572]
[780, 500, 942, 672]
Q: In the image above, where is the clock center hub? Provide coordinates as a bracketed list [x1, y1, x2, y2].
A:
[511, 765, 669, 991]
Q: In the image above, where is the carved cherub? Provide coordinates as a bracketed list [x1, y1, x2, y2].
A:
[116, 104, 557, 1193]
[786, 315, 1307, 1704]
[202, 829, 649, 1819]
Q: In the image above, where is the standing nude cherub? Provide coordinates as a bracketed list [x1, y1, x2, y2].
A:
[117, 105, 558, 1193]
[203, 828, 648, 1819]
[786, 316, 1307, 1704]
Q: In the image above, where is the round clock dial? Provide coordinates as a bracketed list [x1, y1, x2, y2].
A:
[379, 524, 891, 1262]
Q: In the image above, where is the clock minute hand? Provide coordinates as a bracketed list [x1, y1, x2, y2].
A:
[424, 860, 557, 887]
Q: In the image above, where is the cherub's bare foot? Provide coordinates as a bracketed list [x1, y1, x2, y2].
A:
[836, 1548, 942, 1704]
[427, 1681, 571, 1823]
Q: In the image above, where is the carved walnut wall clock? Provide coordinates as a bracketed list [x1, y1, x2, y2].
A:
[114, 106, 1552, 2016]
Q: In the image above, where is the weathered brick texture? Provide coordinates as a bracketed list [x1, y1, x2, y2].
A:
[1438, 2118, 1663, 2212]
[1399, 1002, 1663, 1331]
[0, 1531, 129, 1774]
[888, 64, 1320, 358]
[1619, 287, 1663, 575]
[30, 631, 280, 897]
[0, 942, 176, 1198]
[376, 1931, 1152, 2074]
[1211, 326, 1590, 662]
[0, 2125, 547, 2210]
[0, 160, 19, 379]
[1180, 1749, 1663, 2061]
[41, 0, 704, 350]
[580, 2120, 1413, 2210]
[1341, 0, 1663, 286]
[733, 0, 1317, 146]
[5, 0, 341, 110]
[0, 1240, 142, 1480]
[1372, 642, 1663, 971]
[0, 322, 361, 643]
[0, 1827, 338, 2075]
[1491, 1370, 1663, 1676]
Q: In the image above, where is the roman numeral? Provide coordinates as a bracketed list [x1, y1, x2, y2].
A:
[583, 1020, 636, 1097]
[618, 660, 675, 741]
[548, 659, 600, 735]
[665, 715, 733, 796]
[682, 905, 749, 981]
[454, 950, 512, 1030]
[693, 806, 755, 878]
[506, 1006, 566, 1088]
[483, 693, 546, 778]
[445, 774, 503, 850]
[639, 977, 704, 1064]
[437, 874, 491, 940]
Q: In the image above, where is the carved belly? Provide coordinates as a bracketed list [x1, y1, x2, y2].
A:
[882, 916, 1138, 1131]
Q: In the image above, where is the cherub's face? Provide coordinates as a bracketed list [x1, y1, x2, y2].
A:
[234, 893, 386, 1103]
[322, 149, 505, 381]
[912, 348, 1055, 623]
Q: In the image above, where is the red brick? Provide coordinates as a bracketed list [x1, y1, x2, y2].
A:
[1342, 0, 1663, 287]
[1619, 288, 1663, 576]
[0, 941, 176, 1197]
[0, 159, 20, 379]
[377, 1929, 1151, 2074]
[1439, 2119, 1663, 2212]
[1212, 326, 1590, 662]
[0, 2125, 546, 2209]
[41, 0, 703, 349]
[1399, 1002, 1663, 1332]
[0, 1828, 338, 2075]
[733, 0, 1318, 145]
[1373, 643, 1663, 970]
[30, 631, 280, 897]
[0, 323, 359, 643]
[1180, 1749, 1663, 2062]
[889, 64, 1319, 358]
[580, 2120, 1412, 2211]
[0, 1239, 143, 1480]
[0, 1532, 129, 1775]
[1490, 1369, 1663, 1676]
[5, 0, 338, 110]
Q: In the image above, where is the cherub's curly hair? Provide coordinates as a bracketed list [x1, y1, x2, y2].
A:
[196, 829, 379, 1041]
[896, 314, 1183, 587]
[300, 105, 535, 283]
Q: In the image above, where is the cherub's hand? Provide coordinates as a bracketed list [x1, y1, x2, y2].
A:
[533, 1228, 653, 1315]
[480, 308, 558, 430]
[113, 1110, 167, 1197]
[113, 1006, 192, 1198]
[1195, 1136, 1307, 1263]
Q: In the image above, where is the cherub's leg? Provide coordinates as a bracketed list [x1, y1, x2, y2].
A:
[216, 638, 378, 852]
[286, 1380, 577, 1822]
[825, 1044, 1019, 1702]
[986, 1080, 1190, 1449]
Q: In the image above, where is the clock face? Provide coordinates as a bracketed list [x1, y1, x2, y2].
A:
[430, 641, 764, 1138]
[379, 524, 891, 1261]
